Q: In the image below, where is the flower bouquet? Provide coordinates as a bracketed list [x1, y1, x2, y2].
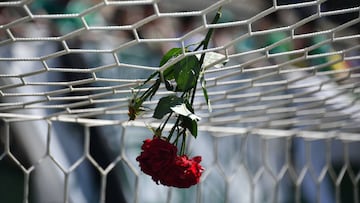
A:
[128, 8, 223, 188]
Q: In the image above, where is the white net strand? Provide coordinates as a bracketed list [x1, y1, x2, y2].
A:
[0, 0, 360, 202]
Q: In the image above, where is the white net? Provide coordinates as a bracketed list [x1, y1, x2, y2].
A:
[0, 0, 359, 202]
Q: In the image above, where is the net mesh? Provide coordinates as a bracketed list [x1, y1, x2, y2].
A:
[0, 0, 360, 202]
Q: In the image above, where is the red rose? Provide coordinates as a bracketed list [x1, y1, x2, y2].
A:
[136, 137, 204, 188]
[159, 155, 204, 188]
[136, 137, 177, 183]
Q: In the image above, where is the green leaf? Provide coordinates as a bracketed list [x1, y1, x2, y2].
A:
[181, 116, 198, 138]
[153, 95, 183, 119]
[173, 55, 201, 91]
[159, 48, 183, 81]
[163, 65, 175, 80]
[173, 101, 199, 137]
[159, 48, 183, 66]
[200, 74, 212, 112]
[194, 7, 222, 52]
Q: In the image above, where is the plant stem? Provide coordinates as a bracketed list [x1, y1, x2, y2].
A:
[180, 131, 187, 155]
[159, 112, 173, 132]
[167, 116, 181, 141]
[190, 8, 222, 105]
[194, 7, 222, 52]
[139, 79, 160, 103]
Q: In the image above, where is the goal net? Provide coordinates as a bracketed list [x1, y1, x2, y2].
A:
[0, 0, 359, 202]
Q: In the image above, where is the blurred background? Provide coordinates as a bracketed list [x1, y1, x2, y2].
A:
[0, 0, 360, 202]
